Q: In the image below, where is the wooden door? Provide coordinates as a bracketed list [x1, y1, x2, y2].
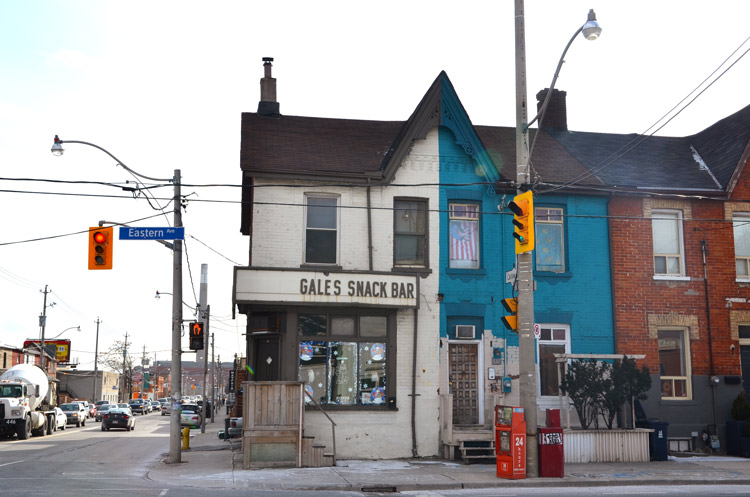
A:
[449, 342, 479, 425]
[253, 335, 280, 381]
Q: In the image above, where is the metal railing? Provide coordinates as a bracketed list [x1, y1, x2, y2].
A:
[304, 388, 337, 465]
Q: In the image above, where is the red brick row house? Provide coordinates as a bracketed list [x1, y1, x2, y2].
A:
[544, 95, 750, 451]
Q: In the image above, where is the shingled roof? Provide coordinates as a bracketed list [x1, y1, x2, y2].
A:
[239, 70, 750, 197]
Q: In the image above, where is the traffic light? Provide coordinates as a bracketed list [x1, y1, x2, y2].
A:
[501, 297, 518, 332]
[189, 321, 204, 350]
[508, 191, 535, 254]
[88, 227, 113, 270]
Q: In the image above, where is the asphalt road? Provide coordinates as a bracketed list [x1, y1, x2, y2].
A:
[0, 413, 361, 497]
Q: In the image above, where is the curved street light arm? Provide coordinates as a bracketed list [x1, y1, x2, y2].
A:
[53, 137, 172, 183]
[526, 25, 583, 129]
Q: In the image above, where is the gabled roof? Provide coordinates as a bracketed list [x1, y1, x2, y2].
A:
[240, 72, 502, 185]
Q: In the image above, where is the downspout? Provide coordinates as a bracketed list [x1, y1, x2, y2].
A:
[411, 308, 419, 457]
[367, 183, 373, 271]
[701, 240, 718, 432]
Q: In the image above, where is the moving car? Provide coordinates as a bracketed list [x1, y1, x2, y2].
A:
[101, 408, 135, 431]
[162, 401, 172, 416]
[88, 404, 98, 418]
[128, 398, 147, 415]
[60, 402, 87, 427]
[150, 401, 161, 412]
[53, 407, 67, 431]
[71, 400, 92, 419]
[95, 404, 116, 422]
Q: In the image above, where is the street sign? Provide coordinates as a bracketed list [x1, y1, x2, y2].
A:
[533, 324, 541, 339]
[119, 227, 184, 240]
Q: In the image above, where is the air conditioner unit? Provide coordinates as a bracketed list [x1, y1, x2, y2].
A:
[456, 325, 476, 339]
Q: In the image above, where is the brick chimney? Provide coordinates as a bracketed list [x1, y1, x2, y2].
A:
[258, 57, 280, 116]
[535, 88, 567, 130]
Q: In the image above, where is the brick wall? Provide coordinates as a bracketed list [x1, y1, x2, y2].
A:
[609, 195, 743, 376]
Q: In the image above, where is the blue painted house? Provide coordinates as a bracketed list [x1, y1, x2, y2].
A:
[431, 75, 615, 455]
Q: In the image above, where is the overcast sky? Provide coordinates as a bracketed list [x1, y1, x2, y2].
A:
[1, 1, 748, 370]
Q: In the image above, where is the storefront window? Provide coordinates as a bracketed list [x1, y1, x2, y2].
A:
[299, 313, 389, 406]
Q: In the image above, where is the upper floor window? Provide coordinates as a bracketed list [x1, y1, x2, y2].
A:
[658, 328, 691, 400]
[652, 210, 684, 276]
[734, 214, 750, 277]
[304, 195, 338, 265]
[535, 207, 565, 273]
[394, 199, 427, 267]
[449, 203, 479, 269]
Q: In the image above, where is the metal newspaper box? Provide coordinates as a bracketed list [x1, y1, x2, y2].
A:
[495, 405, 526, 479]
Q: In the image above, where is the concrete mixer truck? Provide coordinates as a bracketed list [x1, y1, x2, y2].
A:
[0, 363, 59, 439]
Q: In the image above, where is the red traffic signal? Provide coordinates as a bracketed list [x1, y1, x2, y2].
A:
[88, 227, 113, 270]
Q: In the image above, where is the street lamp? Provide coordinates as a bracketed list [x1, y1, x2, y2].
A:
[48, 325, 80, 340]
[51, 135, 185, 464]
[513, 3, 601, 477]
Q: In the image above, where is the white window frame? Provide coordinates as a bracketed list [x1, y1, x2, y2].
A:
[303, 193, 340, 265]
[734, 213, 750, 282]
[657, 327, 692, 400]
[536, 324, 570, 406]
[652, 209, 687, 279]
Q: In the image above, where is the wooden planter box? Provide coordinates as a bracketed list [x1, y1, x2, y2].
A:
[564, 429, 652, 463]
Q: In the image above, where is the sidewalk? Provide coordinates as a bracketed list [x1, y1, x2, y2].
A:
[147, 413, 750, 491]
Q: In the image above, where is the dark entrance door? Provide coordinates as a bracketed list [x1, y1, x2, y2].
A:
[449, 342, 479, 425]
[253, 335, 280, 381]
[741, 345, 750, 396]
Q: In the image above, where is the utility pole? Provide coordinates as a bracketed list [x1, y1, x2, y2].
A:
[39, 285, 52, 370]
[200, 305, 210, 433]
[121, 332, 129, 403]
[92, 317, 101, 403]
[169, 168, 184, 464]
[142, 344, 148, 399]
[210, 332, 215, 424]
[514, 0, 538, 476]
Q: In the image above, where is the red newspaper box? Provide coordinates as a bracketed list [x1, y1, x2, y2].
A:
[495, 405, 526, 479]
[538, 408, 564, 477]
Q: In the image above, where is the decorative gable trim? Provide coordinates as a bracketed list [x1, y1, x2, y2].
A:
[380, 72, 498, 185]
[647, 313, 699, 340]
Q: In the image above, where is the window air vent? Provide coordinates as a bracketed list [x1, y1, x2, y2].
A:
[456, 325, 476, 339]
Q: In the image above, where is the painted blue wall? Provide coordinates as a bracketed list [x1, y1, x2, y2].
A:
[437, 125, 614, 356]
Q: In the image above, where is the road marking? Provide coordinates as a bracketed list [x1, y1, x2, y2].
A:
[0, 460, 24, 468]
[159, 490, 169, 496]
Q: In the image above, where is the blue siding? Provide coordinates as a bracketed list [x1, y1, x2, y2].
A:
[437, 121, 614, 356]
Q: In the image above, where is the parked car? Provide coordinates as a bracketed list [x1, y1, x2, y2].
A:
[180, 405, 201, 428]
[128, 398, 147, 415]
[95, 404, 117, 422]
[60, 402, 87, 427]
[227, 417, 241, 438]
[101, 408, 135, 431]
[53, 407, 67, 431]
[71, 400, 91, 419]
[150, 401, 161, 412]
[197, 399, 212, 414]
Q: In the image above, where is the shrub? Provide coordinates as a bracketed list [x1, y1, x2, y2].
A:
[731, 391, 750, 421]
[560, 356, 651, 430]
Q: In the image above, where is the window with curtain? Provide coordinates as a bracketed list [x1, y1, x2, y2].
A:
[449, 203, 479, 269]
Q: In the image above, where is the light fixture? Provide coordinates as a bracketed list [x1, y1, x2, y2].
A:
[582, 9, 602, 41]
[51, 135, 64, 156]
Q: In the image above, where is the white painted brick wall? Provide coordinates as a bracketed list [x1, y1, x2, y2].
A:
[254, 129, 443, 458]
